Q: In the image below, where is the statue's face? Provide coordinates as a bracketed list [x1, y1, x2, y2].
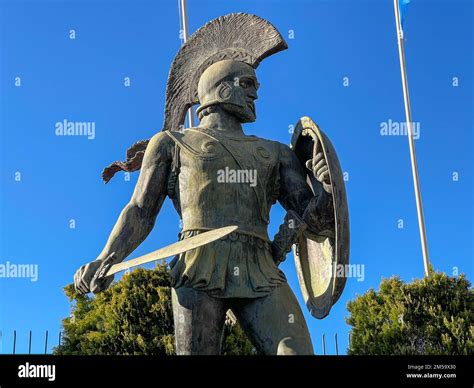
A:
[197, 60, 260, 123]
[221, 72, 259, 123]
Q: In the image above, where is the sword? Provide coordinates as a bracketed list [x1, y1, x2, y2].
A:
[92, 225, 238, 283]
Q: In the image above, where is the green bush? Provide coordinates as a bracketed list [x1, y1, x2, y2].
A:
[346, 271, 473, 355]
[55, 264, 255, 355]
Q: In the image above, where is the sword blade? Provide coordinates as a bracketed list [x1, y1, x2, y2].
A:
[105, 225, 238, 277]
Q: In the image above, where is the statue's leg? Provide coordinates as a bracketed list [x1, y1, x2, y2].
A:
[172, 286, 226, 355]
[231, 283, 314, 355]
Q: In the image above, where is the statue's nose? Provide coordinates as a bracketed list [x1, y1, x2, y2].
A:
[248, 88, 258, 101]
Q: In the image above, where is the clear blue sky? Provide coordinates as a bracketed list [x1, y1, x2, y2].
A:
[0, 0, 472, 355]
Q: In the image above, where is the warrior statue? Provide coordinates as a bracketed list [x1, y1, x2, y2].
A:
[73, 13, 349, 355]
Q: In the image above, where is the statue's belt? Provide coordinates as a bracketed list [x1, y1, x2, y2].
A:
[179, 229, 271, 250]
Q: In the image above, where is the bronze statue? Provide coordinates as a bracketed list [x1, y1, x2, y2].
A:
[74, 13, 349, 355]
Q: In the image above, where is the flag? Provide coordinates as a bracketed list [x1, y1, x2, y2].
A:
[399, 0, 411, 27]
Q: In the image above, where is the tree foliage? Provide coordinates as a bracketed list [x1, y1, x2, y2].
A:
[346, 270, 473, 355]
[55, 264, 255, 355]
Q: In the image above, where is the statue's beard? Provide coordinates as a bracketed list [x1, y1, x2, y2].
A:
[222, 102, 256, 123]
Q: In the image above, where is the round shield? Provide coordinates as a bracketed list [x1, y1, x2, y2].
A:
[290, 116, 350, 319]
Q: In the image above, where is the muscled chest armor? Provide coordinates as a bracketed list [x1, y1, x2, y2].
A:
[166, 128, 281, 241]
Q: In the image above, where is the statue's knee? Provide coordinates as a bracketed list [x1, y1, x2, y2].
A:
[277, 336, 314, 355]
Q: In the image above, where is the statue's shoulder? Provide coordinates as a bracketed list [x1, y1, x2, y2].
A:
[164, 128, 226, 159]
[247, 135, 289, 155]
[164, 127, 208, 149]
[250, 136, 302, 167]
[245, 134, 272, 144]
[147, 131, 175, 152]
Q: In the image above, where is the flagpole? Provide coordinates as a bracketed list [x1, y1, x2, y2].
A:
[393, 0, 431, 277]
[178, 0, 195, 128]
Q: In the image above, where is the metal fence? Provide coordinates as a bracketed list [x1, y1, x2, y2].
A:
[0, 330, 351, 355]
[0, 330, 61, 355]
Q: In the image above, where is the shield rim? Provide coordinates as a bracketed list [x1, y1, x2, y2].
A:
[290, 116, 350, 319]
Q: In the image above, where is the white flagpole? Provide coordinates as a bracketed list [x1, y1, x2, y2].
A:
[393, 0, 431, 277]
[178, 0, 195, 128]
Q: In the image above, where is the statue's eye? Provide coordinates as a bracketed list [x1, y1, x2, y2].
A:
[240, 80, 250, 88]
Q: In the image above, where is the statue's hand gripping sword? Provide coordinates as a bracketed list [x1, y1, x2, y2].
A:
[91, 225, 238, 291]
